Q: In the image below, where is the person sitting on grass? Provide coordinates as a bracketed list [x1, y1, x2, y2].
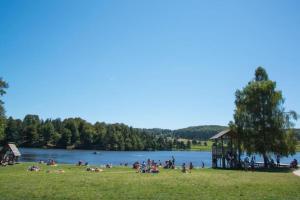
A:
[77, 160, 83, 166]
[95, 168, 103, 173]
[47, 159, 57, 166]
[163, 161, 169, 169]
[133, 162, 140, 170]
[141, 161, 147, 173]
[151, 164, 159, 174]
[106, 163, 112, 168]
[290, 159, 298, 169]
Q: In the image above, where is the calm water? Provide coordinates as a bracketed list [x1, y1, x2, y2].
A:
[19, 148, 300, 167]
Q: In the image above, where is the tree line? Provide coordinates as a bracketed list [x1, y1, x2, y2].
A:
[2, 115, 191, 150]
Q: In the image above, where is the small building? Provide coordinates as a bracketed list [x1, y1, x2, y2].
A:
[210, 130, 237, 169]
[0, 143, 21, 165]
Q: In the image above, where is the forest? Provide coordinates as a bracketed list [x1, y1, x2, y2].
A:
[2, 115, 192, 151]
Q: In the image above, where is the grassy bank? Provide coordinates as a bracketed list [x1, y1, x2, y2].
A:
[0, 163, 299, 200]
[191, 141, 300, 152]
[191, 141, 212, 151]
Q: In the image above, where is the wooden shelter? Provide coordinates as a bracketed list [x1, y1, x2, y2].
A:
[210, 130, 237, 169]
[0, 143, 21, 165]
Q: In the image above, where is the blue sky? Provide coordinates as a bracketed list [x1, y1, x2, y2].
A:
[0, 0, 300, 129]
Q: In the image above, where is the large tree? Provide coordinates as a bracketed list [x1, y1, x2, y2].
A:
[233, 67, 298, 167]
[22, 114, 41, 145]
[0, 78, 8, 144]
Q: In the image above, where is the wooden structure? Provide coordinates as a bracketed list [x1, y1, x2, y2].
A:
[210, 130, 236, 169]
[0, 143, 21, 165]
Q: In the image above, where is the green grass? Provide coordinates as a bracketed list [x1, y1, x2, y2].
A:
[0, 163, 299, 200]
[191, 141, 212, 151]
[191, 141, 300, 152]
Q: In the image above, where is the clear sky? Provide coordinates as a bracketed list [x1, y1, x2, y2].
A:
[0, 0, 299, 129]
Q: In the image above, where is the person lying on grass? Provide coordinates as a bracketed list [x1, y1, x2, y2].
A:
[86, 167, 103, 172]
[46, 169, 65, 174]
[28, 165, 40, 172]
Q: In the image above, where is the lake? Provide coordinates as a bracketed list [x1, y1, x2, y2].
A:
[19, 148, 300, 167]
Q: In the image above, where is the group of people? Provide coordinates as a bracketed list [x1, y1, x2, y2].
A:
[290, 159, 298, 169]
[242, 155, 299, 170]
[132, 157, 205, 174]
[47, 159, 57, 166]
[133, 159, 160, 174]
[243, 156, 256, 171]
[86, 167, 103, 172]
[181, 162, 194, 173]
[77, 160, 89, 166]
[163, 156, 176, 169]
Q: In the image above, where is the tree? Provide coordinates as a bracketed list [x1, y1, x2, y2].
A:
[22, 115, 40, 145]
[233, 67, 298, 167]
[41, 121, 55, 145]
[187, 140, 192, 149]
[80, 123, 95, 146]
[0, 78, 8, 143]
[5, 117, 22, 143]
[63, 119, 80, 145]
[60, 128, 72, 147]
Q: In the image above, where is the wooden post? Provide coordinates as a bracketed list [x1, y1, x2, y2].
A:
[221, 137, 225, 168]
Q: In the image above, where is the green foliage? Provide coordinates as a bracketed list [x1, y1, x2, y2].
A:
[40, 120, 56, 145]
[0, 78, 8, 143]
[233, 67, 298, 165]
[22, 115, 40, 146]
[3, 115, 190, 151]
[4, 117, 22, 143]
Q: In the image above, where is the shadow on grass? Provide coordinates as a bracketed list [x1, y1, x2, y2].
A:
[213, 167, 292, 173]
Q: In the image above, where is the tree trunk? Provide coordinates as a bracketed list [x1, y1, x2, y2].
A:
[263, 153, 268, 168]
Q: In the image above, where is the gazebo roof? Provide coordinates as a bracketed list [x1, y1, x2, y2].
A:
[210, 129, 232, 140]
[7, 143, 21, 156]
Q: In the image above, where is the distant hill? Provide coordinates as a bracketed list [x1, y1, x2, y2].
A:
[173, 125, 227, 140]
[141, 126, 300, 141]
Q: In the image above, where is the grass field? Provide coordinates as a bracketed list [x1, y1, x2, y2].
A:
[191, 141, 300, 152]
[0, 163, 299, 200]
[191, 141, 212, 151]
